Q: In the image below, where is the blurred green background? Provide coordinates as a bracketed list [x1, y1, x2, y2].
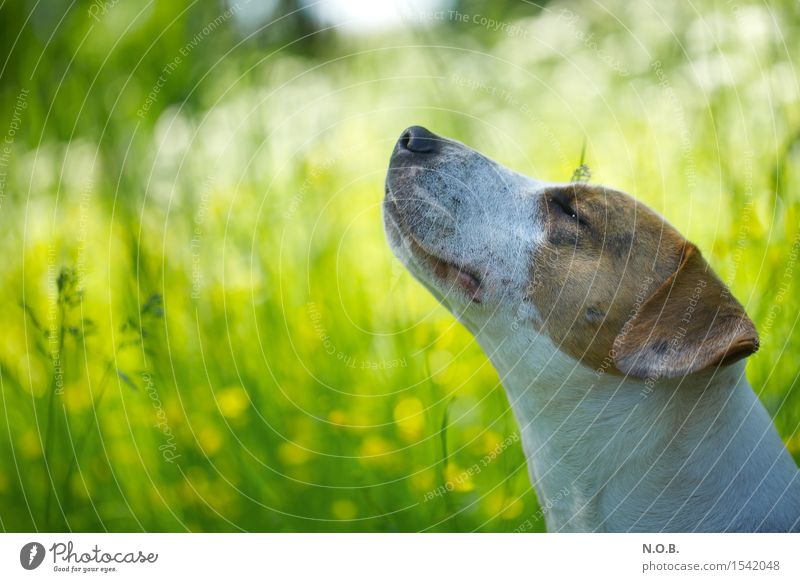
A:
[1, 0, 800, 532]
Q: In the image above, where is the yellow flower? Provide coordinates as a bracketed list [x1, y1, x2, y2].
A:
[483, 492, 524, 519]
[788, 434, 800, 456]
[328, 409, 348, 426]
[359, 435, 392, 466]
[483, 491, 505, 515]
[19, 431, 42, 458]
[481, 431, 503, 455]
[410, 469, 436, 493]
[433, 320, 456, 348]
[63, 382, 92, 412]
[332, 499, 358, 520]
[278, 441, 312, 465]
[445, 463, 475, 492]
[393, 398, 425, 440]
[198, 426, 222, 456]
[502, 498, 524, 519]
[216, 386, 249, 419]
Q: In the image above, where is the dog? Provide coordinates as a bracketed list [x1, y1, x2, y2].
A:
[383, 126, 800, 532]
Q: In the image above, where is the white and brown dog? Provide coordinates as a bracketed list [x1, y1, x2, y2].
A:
[383, 126, 800, 532]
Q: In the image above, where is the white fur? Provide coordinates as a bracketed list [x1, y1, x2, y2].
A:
[384, 127, 800, 532]
[474, 313, 800, 532]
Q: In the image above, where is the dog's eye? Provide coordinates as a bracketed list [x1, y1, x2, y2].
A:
[552, 196, 577, 218]
[550, 194, 589, 227]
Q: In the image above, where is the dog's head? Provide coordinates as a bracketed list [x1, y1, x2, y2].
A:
[384, 126, 758, 380]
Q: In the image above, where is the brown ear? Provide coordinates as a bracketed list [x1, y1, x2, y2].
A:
[613, 244, 759, 379]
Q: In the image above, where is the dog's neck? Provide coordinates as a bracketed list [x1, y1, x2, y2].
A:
[472, 317, 800, 532]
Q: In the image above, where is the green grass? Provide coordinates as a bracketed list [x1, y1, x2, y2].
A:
[1, 0, 799, 532]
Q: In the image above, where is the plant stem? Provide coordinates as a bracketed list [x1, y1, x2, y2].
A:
[43, 295, 66, 530]
[59, 362, 113, 507]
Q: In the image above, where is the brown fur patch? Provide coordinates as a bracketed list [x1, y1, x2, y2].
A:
[612, 244, 759, 378]
[526, 183, 756, 378]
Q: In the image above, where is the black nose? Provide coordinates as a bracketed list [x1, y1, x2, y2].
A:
[398, 126, 438, 153]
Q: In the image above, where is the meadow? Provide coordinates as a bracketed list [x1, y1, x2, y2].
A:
[1, 0, 799, 532]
